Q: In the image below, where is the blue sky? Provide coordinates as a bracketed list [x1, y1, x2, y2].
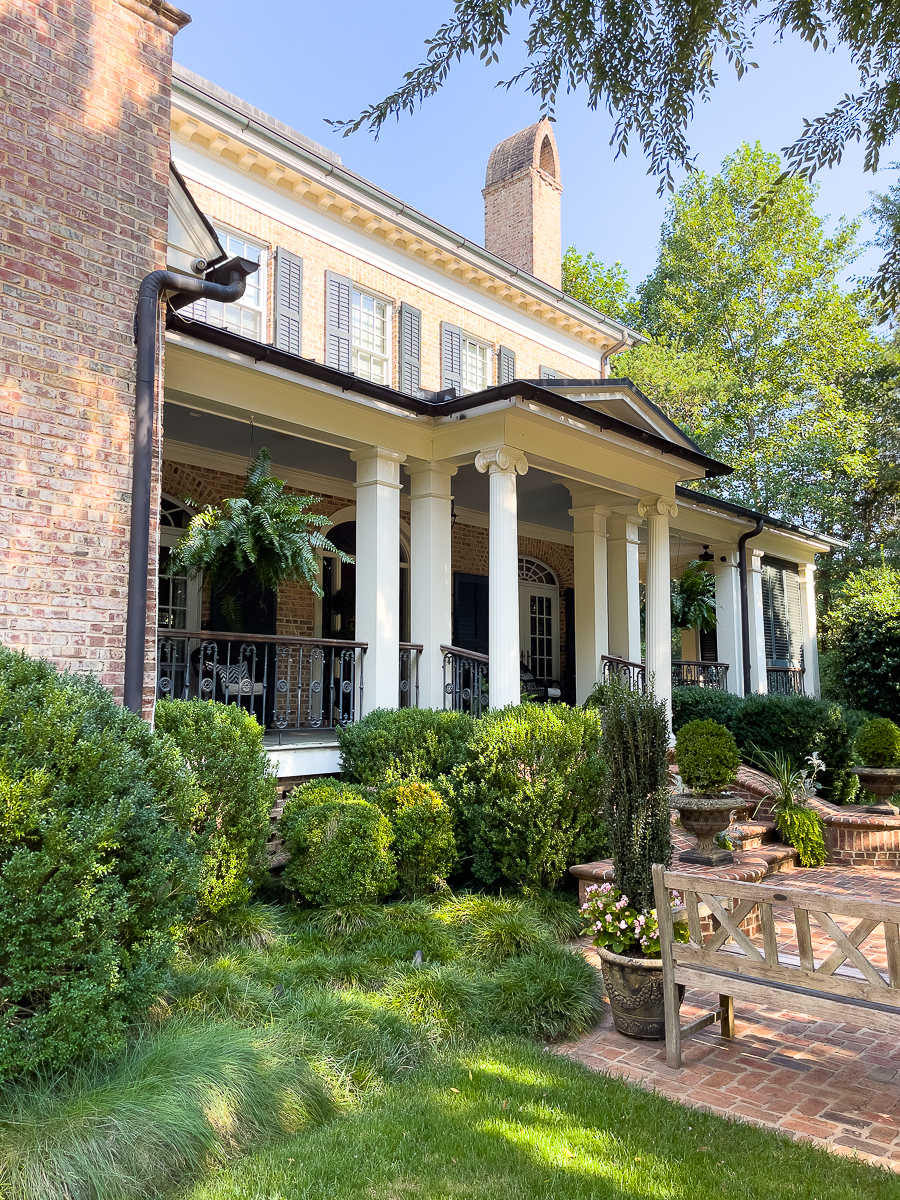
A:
[175, 0, 893, 289]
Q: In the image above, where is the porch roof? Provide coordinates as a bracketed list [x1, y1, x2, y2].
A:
[675, 485, 846, 551]
[164, 312, 733, 482]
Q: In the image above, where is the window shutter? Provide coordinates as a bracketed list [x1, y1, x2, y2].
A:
[399, 302, 422, 395]
[784, 566, 803, 666]
[539, 365, 562, 380]
[453, 573, 489, 654]
[441, 322, 462, 396]
[762, 558, 802, 667]
[498, 345, 516, 385]
[325, 271, 352, 372]
[274, 248, 303, 355]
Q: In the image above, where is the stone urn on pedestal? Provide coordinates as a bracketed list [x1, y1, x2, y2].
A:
[851, 718, 900, 815]
[671, 719, 744, 867]
[586, 681, 687, 1040]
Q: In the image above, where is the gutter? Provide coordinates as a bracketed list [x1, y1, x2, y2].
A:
[123, 257, 259, 715]
[164, 314, 733, 479]
[738, 518, 765, 696]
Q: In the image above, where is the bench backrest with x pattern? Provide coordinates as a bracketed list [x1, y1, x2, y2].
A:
[651, 863, 900, 1070]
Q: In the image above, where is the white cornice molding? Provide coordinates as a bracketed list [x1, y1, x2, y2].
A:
[168, 93, 632, 355]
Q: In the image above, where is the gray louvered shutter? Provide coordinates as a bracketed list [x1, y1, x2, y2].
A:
[274, 248, 303, 355]
[399, 302, 422, 395]
[325, 271, 352, 372]
[762, 559, 801, 667]
[540, 365, 562, 380]
[498, 345, 516, 385]
[784, 565, 803, 666]
[441, 322, 462, 396]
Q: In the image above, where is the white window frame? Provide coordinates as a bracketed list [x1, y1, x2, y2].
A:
[183, 222, 267, 341]
[351, 286, 392, 385]
[461, 334, 492, 395]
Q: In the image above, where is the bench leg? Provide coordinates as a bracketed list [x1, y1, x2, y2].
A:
[719, 995, 735, 1039]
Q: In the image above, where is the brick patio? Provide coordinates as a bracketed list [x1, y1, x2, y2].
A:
[562, 864, 900, 1173]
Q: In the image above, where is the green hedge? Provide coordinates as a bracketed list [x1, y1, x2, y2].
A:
[375, 780, 457, 895]
[154, 700, 277, 917]
[453, 703, 606, 889]
[0, 649, 199, 1074]
[337, 708, 474, 786]
[671, 688, 858, 803]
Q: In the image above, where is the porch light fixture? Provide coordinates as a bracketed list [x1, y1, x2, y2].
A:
[698, 545, 714, 562]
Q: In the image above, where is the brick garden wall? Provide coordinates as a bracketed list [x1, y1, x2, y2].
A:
[0, 0, 186, 705]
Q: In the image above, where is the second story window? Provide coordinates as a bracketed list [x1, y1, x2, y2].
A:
[442, 322, 493, 397]
[461, 336, 490, 394]
[184, 226, 265, 340]
[352, 289, 391, 385]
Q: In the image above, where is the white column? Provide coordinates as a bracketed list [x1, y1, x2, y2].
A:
[475, 445, 527, 708]
[351, 447, 406, 713]
[607, 513, 642, 663]
[798, 561, 820, 697]
[747, 549, 768, 694]
[569, 504, 609, 703]
[714, 550, 743, 696]
[639, 496, 677, 725]
[406, 461, 457, 709]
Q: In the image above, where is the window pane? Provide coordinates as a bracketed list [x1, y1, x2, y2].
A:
[462, 338, 489, 393]
[351, 290, 389, 382]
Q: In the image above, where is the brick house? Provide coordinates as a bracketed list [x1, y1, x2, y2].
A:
[0, 0, 836, 777]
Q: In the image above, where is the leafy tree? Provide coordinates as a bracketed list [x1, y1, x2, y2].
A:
[618, 143, 876, 533]
[560, 249, 640, 329]
[330, 0, 900, 198]
[821, 566, 900, 719]
[166, 448, 351, 623]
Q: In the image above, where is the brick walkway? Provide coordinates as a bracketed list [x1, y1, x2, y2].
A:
[562, 865, 900, 1173]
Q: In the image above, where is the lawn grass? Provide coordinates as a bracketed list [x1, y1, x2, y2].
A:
[178, 1037, 896, 1200]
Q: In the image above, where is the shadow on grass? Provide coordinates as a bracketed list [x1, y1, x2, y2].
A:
[178, 1037, 895, 1200]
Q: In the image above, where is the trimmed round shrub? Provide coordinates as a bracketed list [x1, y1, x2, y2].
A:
[483, 943, 603, 1039]
[376, 780, 456, 895]
[675, 719, 740, 793]
[0, 648, 199, 1074]
[154, 699, 277, 916]
[454, 703, 606, 889]
[281, 785, 395, 905]
[855, 717, 900, 767]
[337, 707, 474, 785]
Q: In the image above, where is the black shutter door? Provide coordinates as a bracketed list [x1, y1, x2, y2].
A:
[699, 629, 719, 662]
[441, 322, 462, 396]
[762, 558, 799, 666]
[325, 270, 352, 371]
[453, 573, 489, 654]
[274, 248, 303, 355]
[784, 566, 803, 666]
[498, 344, 516, 384]
[399, 302, 422, 395]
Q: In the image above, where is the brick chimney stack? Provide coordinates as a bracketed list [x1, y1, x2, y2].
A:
[483, 119, 562, 290]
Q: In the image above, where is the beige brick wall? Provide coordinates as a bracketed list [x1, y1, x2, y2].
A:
[0, 0, 181, 703]
[178, 176, 590, 392]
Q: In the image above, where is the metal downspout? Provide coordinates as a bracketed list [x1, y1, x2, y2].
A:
[124, 259, 258, 714]
[738, 517, 765, 697]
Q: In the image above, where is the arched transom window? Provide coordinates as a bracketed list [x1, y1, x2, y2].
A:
[518, 556, 558, 585]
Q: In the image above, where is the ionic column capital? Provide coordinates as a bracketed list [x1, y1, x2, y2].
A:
[638, 494, 678, 520]
[475, 445, 528, 476]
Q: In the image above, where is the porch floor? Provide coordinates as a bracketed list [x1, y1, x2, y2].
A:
[262, 729, 339, 751]
[561, 864, 900, 1173]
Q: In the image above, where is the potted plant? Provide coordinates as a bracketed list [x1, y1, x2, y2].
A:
[672, 719, 743, 866]
[851, 718, 900, 812]
[583, 679, 688, 1040]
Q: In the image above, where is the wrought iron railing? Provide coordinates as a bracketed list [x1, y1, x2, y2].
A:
[399, 643, 422, 709]
[155, 630, 366, 734]
[441, 645, 489, 717]
[767, 666, 805, 696]
[672, 660, 730, 690]
[600, 655, 646, 691]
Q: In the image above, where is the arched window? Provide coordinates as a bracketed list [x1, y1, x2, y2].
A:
[519, 555, 558, 585]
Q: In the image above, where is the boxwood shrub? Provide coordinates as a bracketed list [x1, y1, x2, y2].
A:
[281, 782, 396, 904]
[375, 780, 456, 895]
[0, 649, 199, 1075]
[337, 707, 474, 786]
[453, 703, 606, 889]
[155, 699, 277, 917]
[672, 687, 858, 803]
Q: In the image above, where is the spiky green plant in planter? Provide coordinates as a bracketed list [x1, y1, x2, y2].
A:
[601, 678, 672, 915]
[165, 448, 352, 625]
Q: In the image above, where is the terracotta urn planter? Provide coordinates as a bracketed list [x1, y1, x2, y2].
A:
[595, 944, 684, 1040]
[850, 766, 900, 813]
[673, 793, 745, 866]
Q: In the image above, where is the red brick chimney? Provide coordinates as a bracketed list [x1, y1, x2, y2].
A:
[483, 119, 562, 290]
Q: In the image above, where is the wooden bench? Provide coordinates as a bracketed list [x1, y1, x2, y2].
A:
[651, 864, 900, 1070]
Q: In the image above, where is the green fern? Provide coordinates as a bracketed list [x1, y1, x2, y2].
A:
[164, 448, 351, 598]
[775, 806, 827, 868]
